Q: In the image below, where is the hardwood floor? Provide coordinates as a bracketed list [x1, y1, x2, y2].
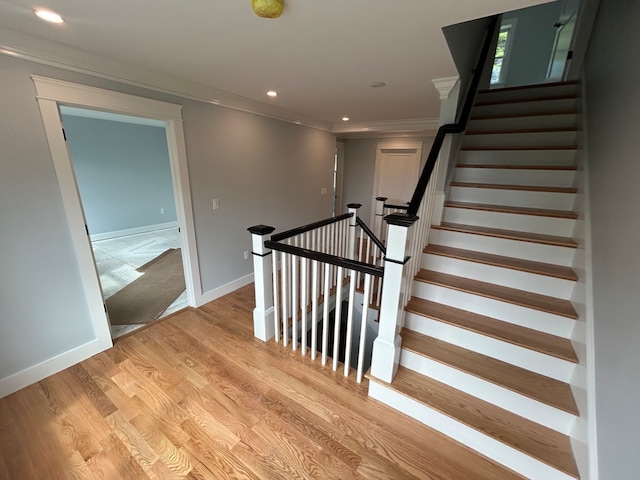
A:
[0, 285, 523, 479]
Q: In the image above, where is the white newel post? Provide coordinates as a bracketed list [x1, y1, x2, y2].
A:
[347, 203, 361, 260]
[374, 197, 387, 239]
[370, 213, 418, 382]
[248, 225, 276, 341]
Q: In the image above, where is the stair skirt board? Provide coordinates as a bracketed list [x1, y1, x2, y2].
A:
[429, 228, 576, 266]
[412, 282, 576, 338]
[453, 167, 577, 187]
[447, 186, 577, 210]
[420, 254, 575, 299]
[458, 149, 576, 165]
[398, 349, 576, 434]
[368, 381, 576, 480]
[404, 314, 576, 382]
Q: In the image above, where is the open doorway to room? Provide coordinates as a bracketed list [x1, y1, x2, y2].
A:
[33, 75, 200, 351]
[60, 107, 187, 338]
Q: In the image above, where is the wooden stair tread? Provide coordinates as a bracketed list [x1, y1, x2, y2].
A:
[471, 109, 578, 121]
[450, 182, 577, 194]
[406, 297, 578, 363]
[401, 330, 579, 416]
[445, 201, 578, 219]
[474, 94, 577, 107]
[415, 269, 578, 319]
[466, 127, 577, 135]
[370, 366, 579, 478]
[456, 164, 577, 171]
[423, 244, 578, 281]
[461, 145, 576, 151]
[434, 222, 578, 248]
[477, 81, 577, 95]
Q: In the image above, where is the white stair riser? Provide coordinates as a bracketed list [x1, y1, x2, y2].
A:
[412, 281, 576, 338]
[472, 98, 578, 118]
[463, 131, 576, 149]
[404, 313, 575, 382]
[468, 113, 577, 132]
[458, 149, 576, 165]
[454, 167, 576, 188]
[443, 207, 576, 237]
[476, 84, 578, 104]
[429, 228, 576, 266]
[368, 381, 575, 480]
[421, 253, 575, 299]
[399, 349, 577, 435]
[448, 186, 576, 211]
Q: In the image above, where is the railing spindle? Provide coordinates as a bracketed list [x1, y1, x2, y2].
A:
[344, 269, 357, 377]
[311, 259, 319, 360]
[322, 262, 331, 366]
[301, 256, 308, 355]
[333, 266, 344, 371]
[357, 273, 372, 383]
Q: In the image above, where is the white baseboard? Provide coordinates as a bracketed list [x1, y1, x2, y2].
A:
[196, 273, 254, 307]
[0, 335, 112, 399]
[90, 221, 178, 241]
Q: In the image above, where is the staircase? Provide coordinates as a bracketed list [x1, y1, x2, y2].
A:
[368, 82, 583, 479]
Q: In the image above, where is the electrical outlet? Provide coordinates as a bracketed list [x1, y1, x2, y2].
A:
[212, 198, 220, 210]
[160, 208, 165, 214]
[244, 250, 250, 260]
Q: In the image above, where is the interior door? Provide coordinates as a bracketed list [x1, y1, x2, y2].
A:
[547, 0, 580, 80]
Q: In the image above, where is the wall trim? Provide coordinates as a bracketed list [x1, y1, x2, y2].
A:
[90, 222, 179, 242]
[0, 336, 112, 398]
[333, 117, 439, 136]
[197, 273, 255, 307]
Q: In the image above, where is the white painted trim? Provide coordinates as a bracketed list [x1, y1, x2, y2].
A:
[332, 118, 439, 135]
[23, 76, 203, 395]
[1, 29, 332, 132]
[431, 76, 459, 100]
[0, 337, 112, 398]
[368, 381, 575, 480]
[198, 273, 255, 307]
[90, 222, 178, 242]
[370, 140, 424, 225]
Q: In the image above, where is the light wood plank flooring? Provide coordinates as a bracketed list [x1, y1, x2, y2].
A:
[0, 285, 523, 479]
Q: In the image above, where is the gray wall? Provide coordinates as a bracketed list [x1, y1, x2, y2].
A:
[0, 54, 335, 386]
[583, 0, 640, 477]
[503, 1, 564, 87]
[62, 115, 177, 235]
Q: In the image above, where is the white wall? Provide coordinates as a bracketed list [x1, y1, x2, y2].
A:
[0, 54, 335, 393]
[583, 0, 640, 477]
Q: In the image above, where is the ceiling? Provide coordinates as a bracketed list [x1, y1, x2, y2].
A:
[0, 0, 551, 133]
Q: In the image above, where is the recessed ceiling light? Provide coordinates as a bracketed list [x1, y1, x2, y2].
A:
[34, 8, 65, 24]
[370, 82, 386, 88]
[342, 117, 350, 122]
[266, 90, 277, 98]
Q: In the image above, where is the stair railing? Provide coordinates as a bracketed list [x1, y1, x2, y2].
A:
[370, 15, 500, 383]
[249, 204, 385, 383]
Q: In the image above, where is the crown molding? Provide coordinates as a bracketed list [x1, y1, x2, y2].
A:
[431, 75, 460, 99]
[332, 117, 439, 137]
[0, 28, 333, 132]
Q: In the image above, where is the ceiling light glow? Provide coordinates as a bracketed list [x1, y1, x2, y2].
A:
[342, 117, 350, 122]
[267, 90, 277, 97]
[34, 8, 65, 24]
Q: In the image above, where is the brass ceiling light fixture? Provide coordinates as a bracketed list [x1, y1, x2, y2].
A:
[252, 0, 284, 18]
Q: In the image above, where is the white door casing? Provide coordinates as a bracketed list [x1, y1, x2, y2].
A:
[370, 141, 423, 225]
[30, 76, 200, 382]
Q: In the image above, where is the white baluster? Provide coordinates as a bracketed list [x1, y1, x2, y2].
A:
[311, 260, 319, 360]
[321, 262, 330, 366]
[291, 252, 298, 351]
[357, 273, 372, 383]
[333, 266, 344, 371]
[344, 269, 357, 377]
[301, 256, 308, 356]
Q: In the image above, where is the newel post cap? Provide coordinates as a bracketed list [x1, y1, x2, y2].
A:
[248, 225, 276, 236]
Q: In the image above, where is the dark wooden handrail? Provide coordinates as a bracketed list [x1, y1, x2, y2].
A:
[265, 240, 384, 277]
[406, 15, 499, 217]
[356, 217, 386, 254]
[271, 213, 353, 242]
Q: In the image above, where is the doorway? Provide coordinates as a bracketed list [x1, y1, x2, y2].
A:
[61, 107, 187, 338]
[370, 141, 423, 225]
[33, 76, 200, 353]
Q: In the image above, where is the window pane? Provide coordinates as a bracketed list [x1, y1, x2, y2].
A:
[491, 57, 503, 84]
